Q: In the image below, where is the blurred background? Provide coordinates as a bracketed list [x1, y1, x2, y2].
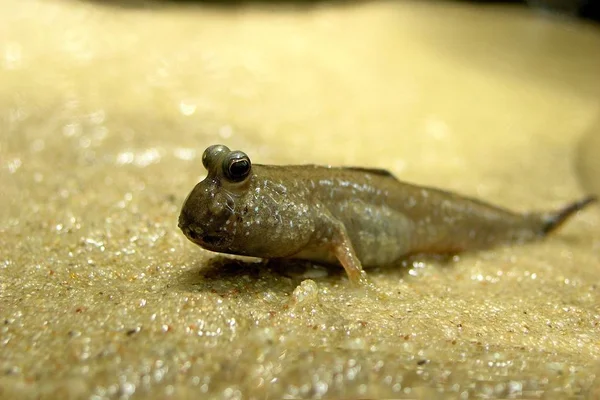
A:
[2, 0, 600, 399]
[83, 0, 600, 21]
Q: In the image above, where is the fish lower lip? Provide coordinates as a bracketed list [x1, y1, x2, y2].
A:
[201, 234, 231, 246]
[202, 235, 222, 244]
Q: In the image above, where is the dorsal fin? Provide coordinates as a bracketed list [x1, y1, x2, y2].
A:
[342, 166, 396, 178]
[267, 164, 398, 179]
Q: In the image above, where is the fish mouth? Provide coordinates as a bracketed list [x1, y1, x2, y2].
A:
[200, 233, 231, 247]
[178, 211, 233, 249]
[198, 233, 233, 250]
[180, 226, 232, 249]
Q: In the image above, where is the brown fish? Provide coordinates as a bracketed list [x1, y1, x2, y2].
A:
[178, 145, 596, 284]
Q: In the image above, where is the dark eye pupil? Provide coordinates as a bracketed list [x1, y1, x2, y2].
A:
[228, 159, 250, 180]
[222, 150, 251, 182]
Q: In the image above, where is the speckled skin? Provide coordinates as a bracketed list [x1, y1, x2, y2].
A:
[178, 145, 596, 284]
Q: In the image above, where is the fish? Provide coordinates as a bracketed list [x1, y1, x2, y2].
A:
[178, 144, 596, 284]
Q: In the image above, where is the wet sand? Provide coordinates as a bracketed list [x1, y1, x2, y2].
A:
[1, 0, 600, 398]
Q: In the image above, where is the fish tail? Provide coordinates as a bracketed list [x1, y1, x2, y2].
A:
[539, 195, 597, 236]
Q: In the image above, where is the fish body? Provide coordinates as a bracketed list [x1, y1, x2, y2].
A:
[178, 145, 596, 284]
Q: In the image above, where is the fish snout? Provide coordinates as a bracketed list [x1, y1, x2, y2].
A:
[178, 211, 233, 249]
[178, 211, 203, 240]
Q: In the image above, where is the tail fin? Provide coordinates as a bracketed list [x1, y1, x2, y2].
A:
[541, 196, 597, 235]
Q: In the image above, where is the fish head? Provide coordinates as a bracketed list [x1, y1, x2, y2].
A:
[178, 144, 253, 253]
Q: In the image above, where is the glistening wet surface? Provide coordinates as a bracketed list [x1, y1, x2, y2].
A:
[1, 1, 600, 398]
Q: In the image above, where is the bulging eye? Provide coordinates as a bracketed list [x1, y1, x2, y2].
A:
[223, 151, 251, 182]
[202, 145, 230, 170]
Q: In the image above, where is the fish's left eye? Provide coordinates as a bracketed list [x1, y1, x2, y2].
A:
[202, 144, 230, 170]
[223, 151, 251, 182]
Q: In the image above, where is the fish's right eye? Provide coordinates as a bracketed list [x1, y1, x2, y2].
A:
[223, 151, 251, 182]
[202, 145, 230, 170]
